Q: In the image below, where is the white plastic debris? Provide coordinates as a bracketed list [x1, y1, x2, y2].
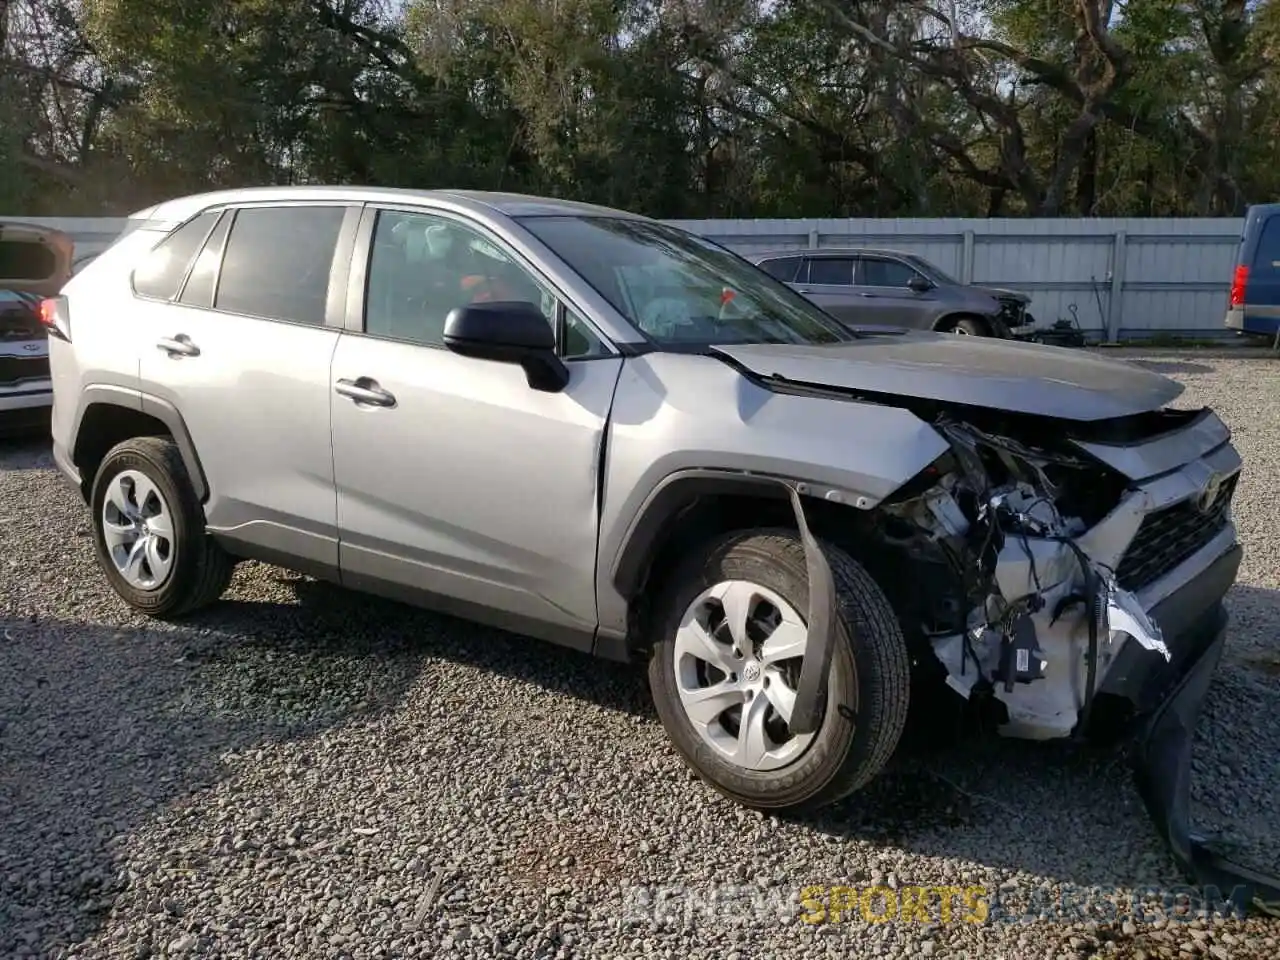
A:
[1106, 581, 1172, 662]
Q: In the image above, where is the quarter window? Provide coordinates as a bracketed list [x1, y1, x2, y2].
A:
[178, 212, 231, 307]
[365, 210, 605, 357]
[860, 258, 918, 288]
[132, 212, 218, 301]
[214, 206, 346, 325]
[807, 257, 855, 285]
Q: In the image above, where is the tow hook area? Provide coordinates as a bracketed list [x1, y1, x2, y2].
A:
[1133, 612, 1280, 917]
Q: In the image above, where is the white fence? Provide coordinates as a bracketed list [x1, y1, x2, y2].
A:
[8, 214, 1246, 340]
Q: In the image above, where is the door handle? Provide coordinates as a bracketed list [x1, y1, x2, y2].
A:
[335, 378, 397, 408]
[156, 335, 200, 357]
[795, 287, 815, 294]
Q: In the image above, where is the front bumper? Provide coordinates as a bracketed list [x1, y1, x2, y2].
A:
[1132, 598, 1280, 915]
[1098, 540, 1241, 712]
[0, 380, 52, 435]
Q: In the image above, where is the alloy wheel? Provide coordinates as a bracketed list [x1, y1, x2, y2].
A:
[673, 579, 817, 771]
[100, 469, 175, 590]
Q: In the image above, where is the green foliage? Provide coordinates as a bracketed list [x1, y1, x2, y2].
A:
[5, 0, 1279, 215]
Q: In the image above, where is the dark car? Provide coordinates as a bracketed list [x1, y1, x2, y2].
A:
[749, 247, 1033, 337]
[1225, 203, 1280, 344]
[1, 220, 73, 433]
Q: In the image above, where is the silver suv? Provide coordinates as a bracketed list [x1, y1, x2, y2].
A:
[48, 187, 1242, 813]
[751, 247, 1033, 337]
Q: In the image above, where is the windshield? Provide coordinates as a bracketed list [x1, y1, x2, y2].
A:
[518, 215, 852, 346]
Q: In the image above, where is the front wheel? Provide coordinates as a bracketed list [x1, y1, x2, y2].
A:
[647, 529, 911, 813]
[952, 317, 991, 336]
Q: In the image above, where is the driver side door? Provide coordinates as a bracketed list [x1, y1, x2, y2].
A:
[854, 256, 938, 330]
[329, 205, 624, 649]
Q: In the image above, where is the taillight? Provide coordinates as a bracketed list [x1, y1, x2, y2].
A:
[1230, 264, 1248, 307]
[38, 296, 71, 340]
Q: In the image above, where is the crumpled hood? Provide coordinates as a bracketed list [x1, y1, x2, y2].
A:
[972, 284, 1031, 304]
[712, 332, 1184, 422]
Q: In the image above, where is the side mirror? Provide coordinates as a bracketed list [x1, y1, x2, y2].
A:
[907, 275, 934, 293]
[442, 300, 569, 392]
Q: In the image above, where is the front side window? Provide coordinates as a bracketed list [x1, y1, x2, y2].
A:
[214, 206, 346, 325]
[364, 210, 606, 357]
[518, 216, 850, 347]
[132, 212, 218, 301]
[860, 258, 919, 288]
[905, 254, 959, 285]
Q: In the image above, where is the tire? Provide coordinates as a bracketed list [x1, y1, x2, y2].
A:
[90, 436, 234, 618]
[647, 528, 910, 813]
[951, 316, 991, 337]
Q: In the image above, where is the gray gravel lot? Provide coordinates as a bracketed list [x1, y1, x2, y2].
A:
[2, 354, 1279, 960]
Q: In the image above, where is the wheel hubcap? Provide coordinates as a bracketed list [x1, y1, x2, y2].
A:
[673, 580, 818, 771]
[101, 470, 175, 590]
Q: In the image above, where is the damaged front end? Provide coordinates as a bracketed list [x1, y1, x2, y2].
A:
[876, 406, 1242, 742]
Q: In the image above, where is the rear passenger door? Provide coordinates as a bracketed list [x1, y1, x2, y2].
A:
[134, 202, 360, 575]
[796, 256, 870, 323]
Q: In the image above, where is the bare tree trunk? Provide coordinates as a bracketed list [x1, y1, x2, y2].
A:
[1076, 126, 1098, 215]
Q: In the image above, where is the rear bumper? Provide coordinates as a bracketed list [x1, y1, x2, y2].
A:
[1225, 306, 1280, 335]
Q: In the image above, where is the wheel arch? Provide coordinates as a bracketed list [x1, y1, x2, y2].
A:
[72, 387, 209, 502]
[611, 471, 793, 603]
[609, 469, 890, 609]
[931, 311, 990, 333]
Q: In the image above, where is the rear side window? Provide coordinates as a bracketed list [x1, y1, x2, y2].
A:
[0, 241, 56, 280]
[758, 256, 802, 282]
[214, 206, 346, 326]
[1253, 216, 1280, 272]
[132, 212, 218, 300]
[807, 257, 854, 285]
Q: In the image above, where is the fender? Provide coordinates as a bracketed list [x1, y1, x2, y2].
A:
[72, 385, 210, 502]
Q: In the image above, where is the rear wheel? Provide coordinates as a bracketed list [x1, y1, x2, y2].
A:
[647, 529, 911, 812]
[90, 437, 234, 618]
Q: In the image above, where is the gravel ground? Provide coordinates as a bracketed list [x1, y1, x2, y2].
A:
[2, 354, 1279, 960]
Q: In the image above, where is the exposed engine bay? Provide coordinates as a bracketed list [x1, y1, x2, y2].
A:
[874, 406, 1236, 740]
